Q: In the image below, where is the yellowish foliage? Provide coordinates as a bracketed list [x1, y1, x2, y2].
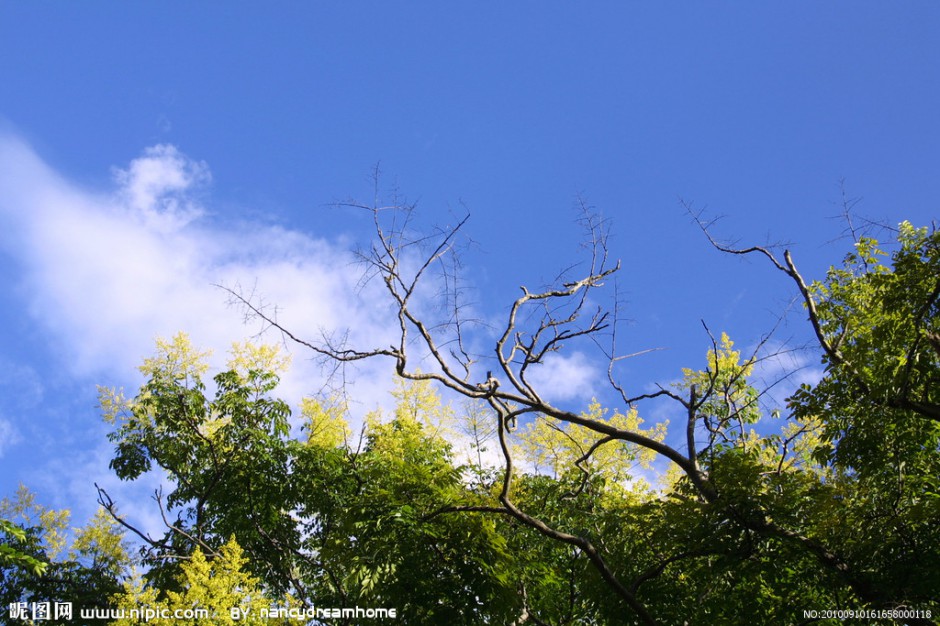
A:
[678, 332, 763, 445]
[226, 341, 291, 382]
[110, 538, 293, 625]
[756, 415, 830, 477]
[391, 376, 457, 440]
[363, 377, 458, 442]
[702, 332, 753, 378]
[98, 386, 135, 425]
[70, 507, 131, 576]
[657, 462, 687, 492]
[38, 509, 70, 561]
[197, 409, 231, 441]
[138, 332, 211, 382]
[0, 485, 70, 561]
[301, 395, 351, 448]
[455, 400, 498, 470]
[516, 399, 665, 488]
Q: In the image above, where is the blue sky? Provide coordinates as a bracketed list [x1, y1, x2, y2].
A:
[1, 3, 938, 528]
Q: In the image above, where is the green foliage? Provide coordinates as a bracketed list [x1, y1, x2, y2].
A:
[0, 518, 47, 576]
[102, 333, 298, 594]
[793, 222, 940, 475]
[103, 336, 520, 623]
[786, 222, 940, 609]
[0, 487, 131, 625]
[96, 222, 940, 624]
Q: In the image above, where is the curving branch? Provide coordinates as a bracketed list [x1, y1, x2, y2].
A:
[224, 197, 741, 622]
[687, 203, 940, 425]
[491, 395, 659, 625]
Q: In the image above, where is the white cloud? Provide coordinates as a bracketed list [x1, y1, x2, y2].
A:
[0, 359, 44, 411]
[750, 341, 825, 411]
[111, 143, 209, 233]
[0, 134, 399, 406]
[0, 418, 22, 458]
[525, 351, 599, 403]
[0, 134, 413, 533]
[0, 361, 40, 460]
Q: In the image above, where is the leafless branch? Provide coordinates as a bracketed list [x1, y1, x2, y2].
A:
[96, 484, 166, 553]
[223, 193, 736, 622]
[689, 202, 940, 423]
[96, 484, 217, 562]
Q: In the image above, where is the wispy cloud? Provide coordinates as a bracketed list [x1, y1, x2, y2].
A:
[0, 134, 406, 524]
[0, 418, 21, 458]
[0, 134, 608, 530]
[0, 360, 41, 460]
[526, 351, 599, 403]
[0, 134, 398, 400]
[749, 340, 824, 412]
[112, 144, 209, 232]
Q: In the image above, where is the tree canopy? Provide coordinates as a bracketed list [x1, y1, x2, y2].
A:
[5, 211, 938, 625]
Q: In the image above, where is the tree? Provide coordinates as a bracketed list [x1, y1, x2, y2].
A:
[224, 202, 679, 622]
[730, 220, 940, 611]
[682, 213, 940, 621]
[220, 195, 938, 624]
[101, 194, 939, 623]
[99, 335, 304, 598]
[99, 337, 521, 624]
[0, 486, 131, 625]
[110, 537, 293, 625]
[0, 518, 48, 579]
